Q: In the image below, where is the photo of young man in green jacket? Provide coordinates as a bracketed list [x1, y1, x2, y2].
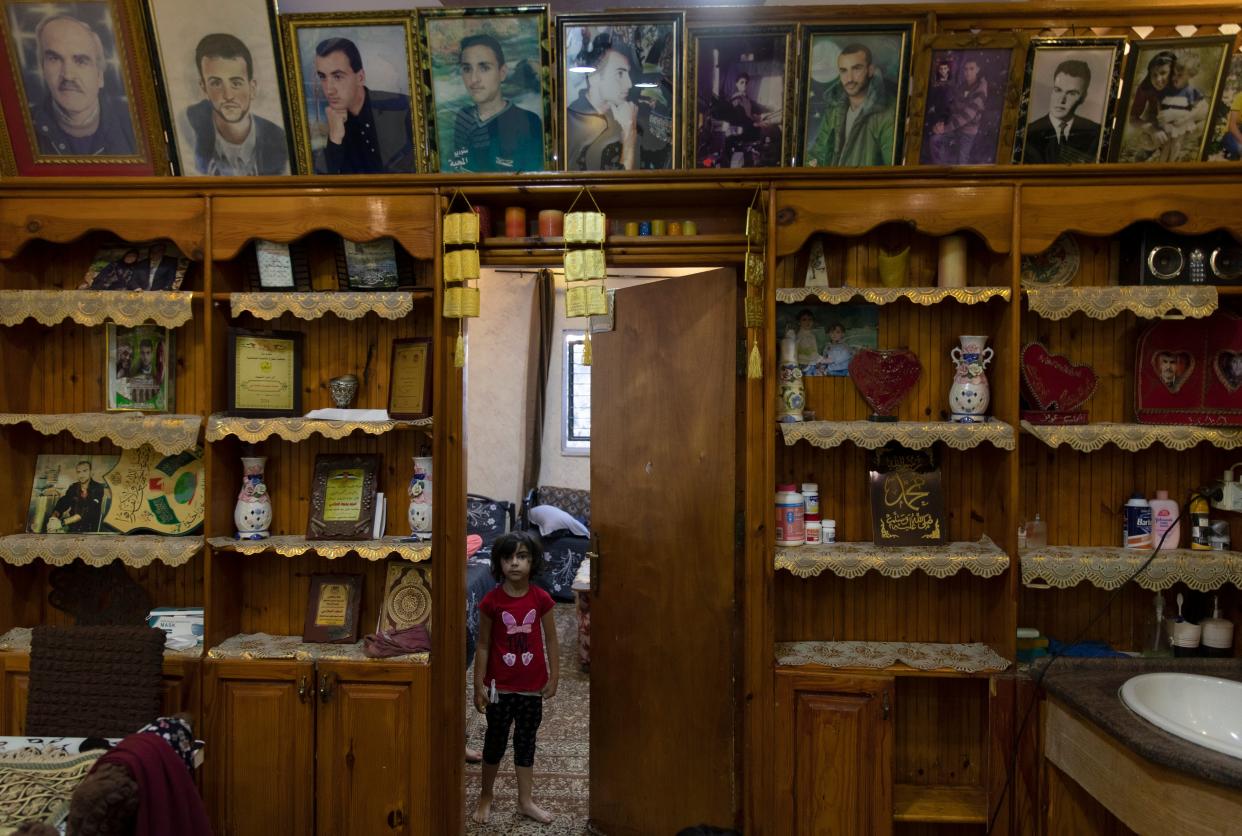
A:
[804, 41, 902, 168]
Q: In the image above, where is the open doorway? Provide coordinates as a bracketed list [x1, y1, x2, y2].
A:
[461, 266, 720, 833]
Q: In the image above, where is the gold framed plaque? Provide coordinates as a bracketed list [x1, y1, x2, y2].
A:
[227, 327, 303, 417]
[307, 453, 381, 540]
[388, 338, 432, 420]
[303, 573, 363, 643]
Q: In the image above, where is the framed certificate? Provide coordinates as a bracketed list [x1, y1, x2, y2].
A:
[248, 240, 312, 291]
[388, 338, 432, 420]
[307, 453, 381, 540]
[303, 573, 363, 643]
[227, 327, 303, 417]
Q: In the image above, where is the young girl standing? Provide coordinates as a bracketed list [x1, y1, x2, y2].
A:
[472, 531, 559, 825]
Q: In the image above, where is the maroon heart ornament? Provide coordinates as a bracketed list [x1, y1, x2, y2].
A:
[1020, 343, 1098, 412]
[848, 348, 921, 417]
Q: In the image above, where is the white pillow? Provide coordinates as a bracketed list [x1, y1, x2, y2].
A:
[527, 504, 589, 537]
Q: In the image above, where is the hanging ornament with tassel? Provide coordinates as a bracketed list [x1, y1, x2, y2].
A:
[563, 187, 607, 366]
[744, 187, 767, 380]
[442, 189, 481, 368]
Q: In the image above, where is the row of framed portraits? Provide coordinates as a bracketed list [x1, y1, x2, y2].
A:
[0, 1, 1239, 177]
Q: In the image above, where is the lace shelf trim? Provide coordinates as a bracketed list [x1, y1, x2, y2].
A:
[207, 632, 429, 663]
[1021, 420, 1242, 452]
[1025, 286, 1218, 321]
[776, 640, 1009, 674]
[781, 420, 1015, 451]
[206, 413, 432, 443]
[0, 290, 193, 327]
[1021, 546, 1242, 592]
[208, 535, 430, 562]
[0, 534, 203, 568]
[777, 286, 1010, 306]
[229, 291, 416, 321]
[776, 536, 1009, 580]
[0, 413, 201, 455]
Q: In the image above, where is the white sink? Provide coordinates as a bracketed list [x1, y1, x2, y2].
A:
[1120, 672, 1242, 760]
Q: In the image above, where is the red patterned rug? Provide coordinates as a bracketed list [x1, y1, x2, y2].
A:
[466, 604, 590, 835]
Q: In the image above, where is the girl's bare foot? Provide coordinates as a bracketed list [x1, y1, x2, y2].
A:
[518, 800, 554, 824]
[471, 794, 493, 824]
[465, 747, 483, 763]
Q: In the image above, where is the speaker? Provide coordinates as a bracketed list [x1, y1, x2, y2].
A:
[1121, 224, 1242, 285]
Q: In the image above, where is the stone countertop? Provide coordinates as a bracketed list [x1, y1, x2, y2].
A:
[1037, 657, 1242, 790]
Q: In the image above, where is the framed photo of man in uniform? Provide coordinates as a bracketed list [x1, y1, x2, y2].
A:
[798, 24, 912, 168]
[143, 0, 294, 176]
[557, 12, 683, 171]
[279, 10, 422, 175]
[1011, 37, 1125, 165]
[417, 6, 552, 174]
[0, 0, 169, 175]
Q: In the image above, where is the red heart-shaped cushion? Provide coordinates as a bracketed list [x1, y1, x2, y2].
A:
[1021, 343, 1098, 412]
[848, 348, 921, 416]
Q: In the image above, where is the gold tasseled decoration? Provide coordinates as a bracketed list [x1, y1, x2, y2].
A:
[454, 328, 465, 368]
[583, 331, 593, 366]
[748, 337, 762, 379]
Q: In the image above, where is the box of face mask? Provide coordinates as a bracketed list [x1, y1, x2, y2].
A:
[147, 607, 204, 643]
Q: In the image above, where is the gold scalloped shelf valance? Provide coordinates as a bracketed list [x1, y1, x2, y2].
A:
[206, 413, 433, 443]
[1024, 286, 1218, 321]
[229, 291, 418, 321]
[776, 286, 1010, 306]
[0, 290, 194, 328]
[776, 536, 1009, 580]
[0, 534, 203, 568]
[1021, 545, 1242, 591]
[775, 640, 1009, 674]
[0, 626, 202, 658]
[781, 420, 1015, 451]
[208, 535, 430, 562]
[207, 632, 429, 663]
[1021, 420, 1242, 452]
[0, 413, 202, 454]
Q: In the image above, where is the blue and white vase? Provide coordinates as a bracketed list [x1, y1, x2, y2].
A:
[949, 335, 993, 423]
[407, 456, 433, 535]
[234, 456, 271, 539]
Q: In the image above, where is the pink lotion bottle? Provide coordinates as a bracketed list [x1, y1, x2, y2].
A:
[1150, 490, 1181, 550]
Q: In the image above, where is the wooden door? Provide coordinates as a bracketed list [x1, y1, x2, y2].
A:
[774, 671, 894, 836]
[204, 660, 315, 836]
[589, 268, 740, 834]
[315, 662, 431, 836]
[0, 653, 29, 735]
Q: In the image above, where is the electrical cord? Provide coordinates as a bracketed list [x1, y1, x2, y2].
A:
[984, 488, 1218, 835]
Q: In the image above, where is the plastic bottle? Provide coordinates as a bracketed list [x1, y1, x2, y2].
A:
[1190, 493, 1212, 550]
[823, 520, 836, 544]
[775, 484, 805, 546]
[802, 483, 820, 517]
[805, 514, 822, 545]
[1149, 490, 1180, 550]
[1026, 514, 1047, 548]
[1122, 493, 1153, 550]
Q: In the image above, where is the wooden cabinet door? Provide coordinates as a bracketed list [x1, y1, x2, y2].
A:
[160, 657, 201, 720]
[0, 653, 29, 735]
[315, 662, 430, 836]
[775, 671, 894, 836]
[204, 659, 314, 836]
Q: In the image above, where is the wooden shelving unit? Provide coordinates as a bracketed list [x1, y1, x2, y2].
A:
[207, 535, 430, 563]
[205, 413, 432, 443]
[0, 288, 196, 327]
[0, 412, 202, 454]
[1020, 420, 1242, 452]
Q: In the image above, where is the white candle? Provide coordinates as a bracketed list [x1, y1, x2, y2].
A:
[938, 235, 968, 288]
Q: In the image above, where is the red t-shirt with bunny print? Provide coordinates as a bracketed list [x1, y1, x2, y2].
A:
[480, 584, 555, 693]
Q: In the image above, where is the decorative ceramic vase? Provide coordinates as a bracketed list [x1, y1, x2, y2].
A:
[234, 456, 271, 539]
[328, 374, 359, 408]
[777, 330, 805, 423]
[949, 335, 994, 422]
[407, 456, 433, 535]
[877, 247, 911, 288]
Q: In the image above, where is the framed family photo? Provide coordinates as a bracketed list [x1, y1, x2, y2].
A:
[558, 12, 683, 171]
[1111, 35, 1233, 164]
[1012, 37, 1125, 165]
[799, 24, 913, 168]
[1204, 53, 1242, 161]
[80, 241, 190, 290]
[0, 0, 168, 175]
[418, 6, 552, 174]
[144, 0, 292, 175]
[105, 323, 173, 412]
[907, 32, 1027, 166]
[687, 24, 795, 168]
[279, 11, 421, 175]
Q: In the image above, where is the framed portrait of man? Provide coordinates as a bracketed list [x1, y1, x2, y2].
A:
[417, 6, 552, 174]
[0, 0, 168, 175]
[279, 11, 422, 175]
[799, 24, 912, 168]
[105, 323, 174, 412]
[1111, 35, 1233, 164]
[1011, 38, 1125, 165]
[557, 12, 683, 171]
[907, 32, 1027, 166]
[687, 24, 795, 169]
[144, 0, 293, 176]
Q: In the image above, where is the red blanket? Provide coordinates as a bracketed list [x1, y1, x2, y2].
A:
[93, 733, 212, 836]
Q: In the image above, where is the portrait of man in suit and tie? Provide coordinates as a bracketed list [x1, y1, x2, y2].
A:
[1015, 41, 1124, 165]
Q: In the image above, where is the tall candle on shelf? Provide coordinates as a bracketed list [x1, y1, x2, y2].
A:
[937, 234, 968, 288]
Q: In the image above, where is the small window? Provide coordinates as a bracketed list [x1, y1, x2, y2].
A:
[562, 330, 590, 455]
